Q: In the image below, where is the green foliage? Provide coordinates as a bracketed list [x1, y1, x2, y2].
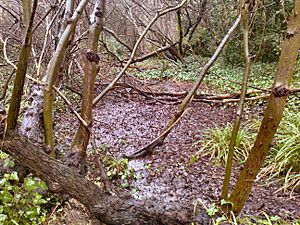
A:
[134, 56, 201, 81]
[185, 0, 289, 65]
[192, 111, 300, 193]
[206, 62, 277, 92]
[192, 123, 254, 166]
[195, 198, 296, 225]
[0, 173, 49, 224]
[0, 152, 59, 224]
[261, 111, 300, 193]
[100, 145, 136, 188]
[104, 156, 135, 188]
[105, 36, 127, 58]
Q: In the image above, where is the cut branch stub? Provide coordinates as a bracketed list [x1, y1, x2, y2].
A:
[272, 85, 291, 97]
[95, 9, 103, 18]
[85, 50, 100, 64]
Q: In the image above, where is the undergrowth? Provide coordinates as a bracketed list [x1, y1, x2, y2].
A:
[133, 56, 300, 110]
[196, 198, 300, 225]
[0, 152, 60, 224]
[97, 144, 136, 189]
[191, 110, 300, 195]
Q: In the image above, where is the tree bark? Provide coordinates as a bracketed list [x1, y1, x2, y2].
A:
[229, 1, 300, 214]
[43, 0, 90, 157]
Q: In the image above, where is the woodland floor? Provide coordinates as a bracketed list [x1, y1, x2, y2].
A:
[54, 79, 300, 224]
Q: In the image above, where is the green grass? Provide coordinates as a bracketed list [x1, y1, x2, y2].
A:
[191, 123, 255, 166]
[133, 56, 300, 111]
[192, 110, 300, 194]
[133, 56, 203, 81]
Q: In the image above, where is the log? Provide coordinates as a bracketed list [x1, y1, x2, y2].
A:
[0, 126, 210, 224]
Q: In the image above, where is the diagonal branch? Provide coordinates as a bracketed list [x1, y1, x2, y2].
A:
[124, 16, 241, 159]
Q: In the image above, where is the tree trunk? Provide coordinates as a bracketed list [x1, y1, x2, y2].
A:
[229, 1, 300, 214]
[6, 0, 38, 130]
[221, 0, 253, 200]
[0, 128, 210, 225]
[71, 0, 105, 155]
[70, 0, 105, 173]
[43, 0, 90, 157]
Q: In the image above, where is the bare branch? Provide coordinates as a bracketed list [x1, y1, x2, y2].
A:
[93, 0, 188, 106]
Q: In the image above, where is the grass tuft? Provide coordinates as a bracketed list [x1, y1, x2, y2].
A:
[192, 110, 300, 194]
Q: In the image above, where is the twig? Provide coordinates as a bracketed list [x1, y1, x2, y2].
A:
[36, 2, 65, 79]
[52, 86, 90, 129]
[32, 1, 62, 33]
[103, 27, 133, 52]
[91, 136, 114, 195]
[0, 37, 17, 69]
[0, 70, 15, 101]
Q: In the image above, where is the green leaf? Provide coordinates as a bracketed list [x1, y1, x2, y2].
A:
[0, 190, 14, 204]
[207, 203, 218, 217]
[9, 172, 19, 181]
[0, 214, 8, 222]
[24, 177, 37, 192]
[0, 151, 8, 159]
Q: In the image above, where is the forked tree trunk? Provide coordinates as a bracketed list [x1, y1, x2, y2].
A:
[43, 0, 90, 157]
[229, 1, 300, 214]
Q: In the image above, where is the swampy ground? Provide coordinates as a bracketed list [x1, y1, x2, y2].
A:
[54, 79, 300, 224]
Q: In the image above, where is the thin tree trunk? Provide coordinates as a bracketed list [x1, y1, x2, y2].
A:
[229, 1, 300, 214]
[43, 0, 90, 157]
[22, 0, 32, 34]
[221, 1, 253, 200]
[69, 0, 105, 172]
[177, 9, 183, 56]
[124, 16, 241, 159]
[6, 0, 38, 130]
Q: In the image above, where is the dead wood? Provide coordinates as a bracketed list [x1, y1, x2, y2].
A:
[97, 81, 272, 105]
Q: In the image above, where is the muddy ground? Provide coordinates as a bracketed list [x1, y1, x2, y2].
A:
[54, 80, 299, 224]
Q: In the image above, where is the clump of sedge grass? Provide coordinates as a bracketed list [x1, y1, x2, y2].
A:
[192, 110, 300, 194]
